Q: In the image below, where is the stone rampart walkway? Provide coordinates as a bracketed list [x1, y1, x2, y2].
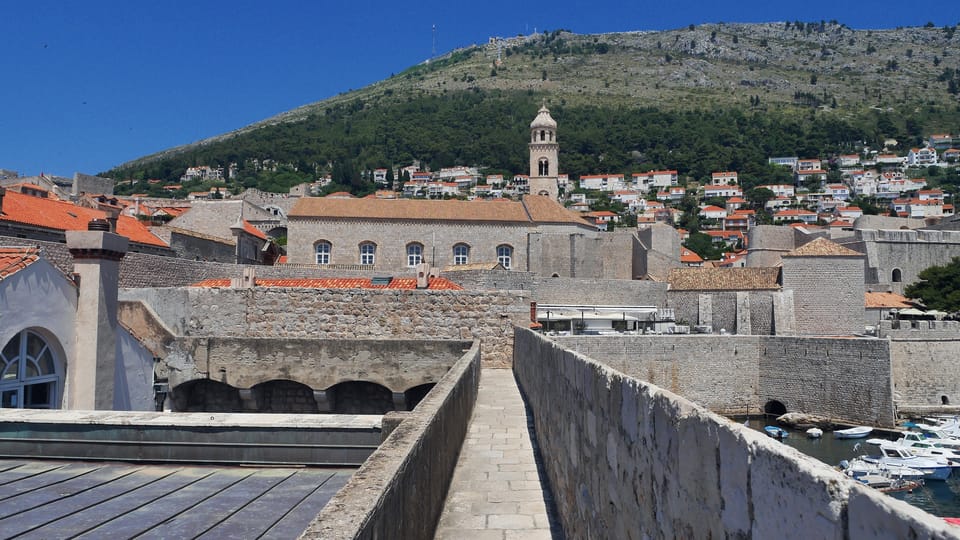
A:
[435, 368, 562, 539]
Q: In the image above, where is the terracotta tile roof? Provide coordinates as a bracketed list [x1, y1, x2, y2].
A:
[865, 292, 914, 309]
[190, 277, 463, 290]
[289, 194, 592, 227]
[783, 237, 862, 257]
[680, 248, 703, 264]
[0, 190, 168, 248]
[241, 220, 268, 240]
[668, 267, 781, 291]
[0, 247, 40, 279]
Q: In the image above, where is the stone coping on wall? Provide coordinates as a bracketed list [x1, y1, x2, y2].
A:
[513, 329, 954, 539]
[301, 341, 482, 539]
[0, 409, 381, 429]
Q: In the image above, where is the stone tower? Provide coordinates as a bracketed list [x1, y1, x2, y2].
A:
[528, 105, 560, 200]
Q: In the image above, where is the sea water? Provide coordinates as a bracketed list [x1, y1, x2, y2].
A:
[745, 422, 960, 518]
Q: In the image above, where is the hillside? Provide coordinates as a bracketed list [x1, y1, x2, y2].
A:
[107, 22, 960, 192]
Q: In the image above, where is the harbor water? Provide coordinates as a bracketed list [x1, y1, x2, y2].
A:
[745, 421, 960, 518]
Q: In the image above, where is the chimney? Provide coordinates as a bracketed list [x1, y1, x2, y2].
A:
[0, 186, 5, 213]
[65, 220, 129, 410]
[105, 210, 119, 233]
[530, 301, 538, 323]
[230, 267, 256, 288]
[416, 262, 431, 289]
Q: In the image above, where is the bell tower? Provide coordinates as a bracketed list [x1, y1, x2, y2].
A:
[528, 104, 560, 200]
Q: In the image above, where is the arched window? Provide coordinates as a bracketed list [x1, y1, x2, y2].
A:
[892, 268, 902, 283]
[0, 330, 61, 409]
[497, 245, 513, 270]
[407, 243, 424, 267]
[453, 244, 470, 265]
[359, 242, 376, 266]
[315, 241, 331, 265]
[540, 130, 546, 142]
[538, 158, 550, 176]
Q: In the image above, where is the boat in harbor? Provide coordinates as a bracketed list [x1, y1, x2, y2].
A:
[839, 458, 927, 481]
[806, 427, 823, 438]
[834, 426, 873, 439]
[764, 426, 788, 439]
[862, 445, 953, 481]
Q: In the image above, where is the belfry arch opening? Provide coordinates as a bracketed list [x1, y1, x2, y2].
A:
[763, 400, 787, 417]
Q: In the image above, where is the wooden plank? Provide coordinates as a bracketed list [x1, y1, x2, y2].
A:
[260, 471, 352, 540]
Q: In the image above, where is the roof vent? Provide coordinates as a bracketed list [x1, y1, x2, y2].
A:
[371, 276, 393, 286]
[87, 219, 110, 231]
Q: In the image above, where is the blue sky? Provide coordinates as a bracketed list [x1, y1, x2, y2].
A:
[2, 1, 959, 178]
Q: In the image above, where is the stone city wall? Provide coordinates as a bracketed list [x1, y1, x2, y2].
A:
[890, 339, 960, 408]
[666, 291, 775, 335]
[122, 287, 528, 368]
[302, 342, 481, 540]
[554, 335, 759, 415]
[444, 270, 668, 306]
[759, 337, 895, 427]
[553, 334, 895, 426]
[514, 329, 955, 539]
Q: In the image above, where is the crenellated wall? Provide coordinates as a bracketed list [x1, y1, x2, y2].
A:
[515, 329, 954, 540]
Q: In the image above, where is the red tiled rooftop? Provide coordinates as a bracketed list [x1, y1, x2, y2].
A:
[0, 190, 168, 247]
[0, 247, 40, 279]
[190, 277, 463, 290]
[241, 220, 268, 240]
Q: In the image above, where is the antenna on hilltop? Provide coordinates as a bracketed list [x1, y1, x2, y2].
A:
[432, 24, 437, 58]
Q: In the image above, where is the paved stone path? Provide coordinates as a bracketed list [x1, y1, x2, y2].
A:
[435, 368, 563, 540]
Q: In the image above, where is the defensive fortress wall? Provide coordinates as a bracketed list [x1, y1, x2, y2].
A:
[515, 330, 954, 539]
[302, 342, 481, 539]
[889, 337, 960, 410]
[554, 335, 895, 427]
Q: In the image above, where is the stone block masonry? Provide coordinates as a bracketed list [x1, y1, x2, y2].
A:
[122, 287, 529, 368]
[515, 329, 955, 539]
[555, 334, 895, 426]
[302, 342, 481, 539]
[890, 339, 960, 408]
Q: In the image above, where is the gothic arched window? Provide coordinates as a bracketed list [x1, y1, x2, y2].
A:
[0, 330, 62, 409]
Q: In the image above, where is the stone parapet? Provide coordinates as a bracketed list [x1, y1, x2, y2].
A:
[514, 329, 952, 539]
[302, 342, 481, 539]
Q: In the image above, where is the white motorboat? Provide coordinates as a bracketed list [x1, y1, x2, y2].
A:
[806, 427, 823, 438]
[839, 457, 926, 481]
[834, 426, 873, 439]
[862, 445, 953, 481]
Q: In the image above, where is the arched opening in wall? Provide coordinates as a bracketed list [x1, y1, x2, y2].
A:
[252, 380, 319, 413]
[763, 400, 787, 417]
[327, 381, 395, 414]
[551, 273, 560, 278]
[942, 395, 951, 405]
[169, 379, 242, 412]
[405, 383, 436, 410]
[892, 268, 902, 283]
[266, 226, 287, 240]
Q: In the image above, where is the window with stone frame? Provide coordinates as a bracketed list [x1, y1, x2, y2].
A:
[407, 243, 424, 267]
[359, 242, 376, 266]
[453, 243, 470, 265]
[315, 241, 331, 265]
[0, 330, 61, 409]
[497, 244, 513, 269]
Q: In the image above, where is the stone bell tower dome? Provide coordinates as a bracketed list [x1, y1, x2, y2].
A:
[528, 104, 560, 200]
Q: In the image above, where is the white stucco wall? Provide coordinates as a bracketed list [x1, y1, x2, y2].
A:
[0, 259, 77, 408]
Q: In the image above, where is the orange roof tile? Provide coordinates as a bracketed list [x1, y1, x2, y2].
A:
[0, 247, 40, 279]
[241, 220, 268, 240]
[865, 292, 914, 309]
[0, 190, 167, 248]
[190, 277, 463, 290]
